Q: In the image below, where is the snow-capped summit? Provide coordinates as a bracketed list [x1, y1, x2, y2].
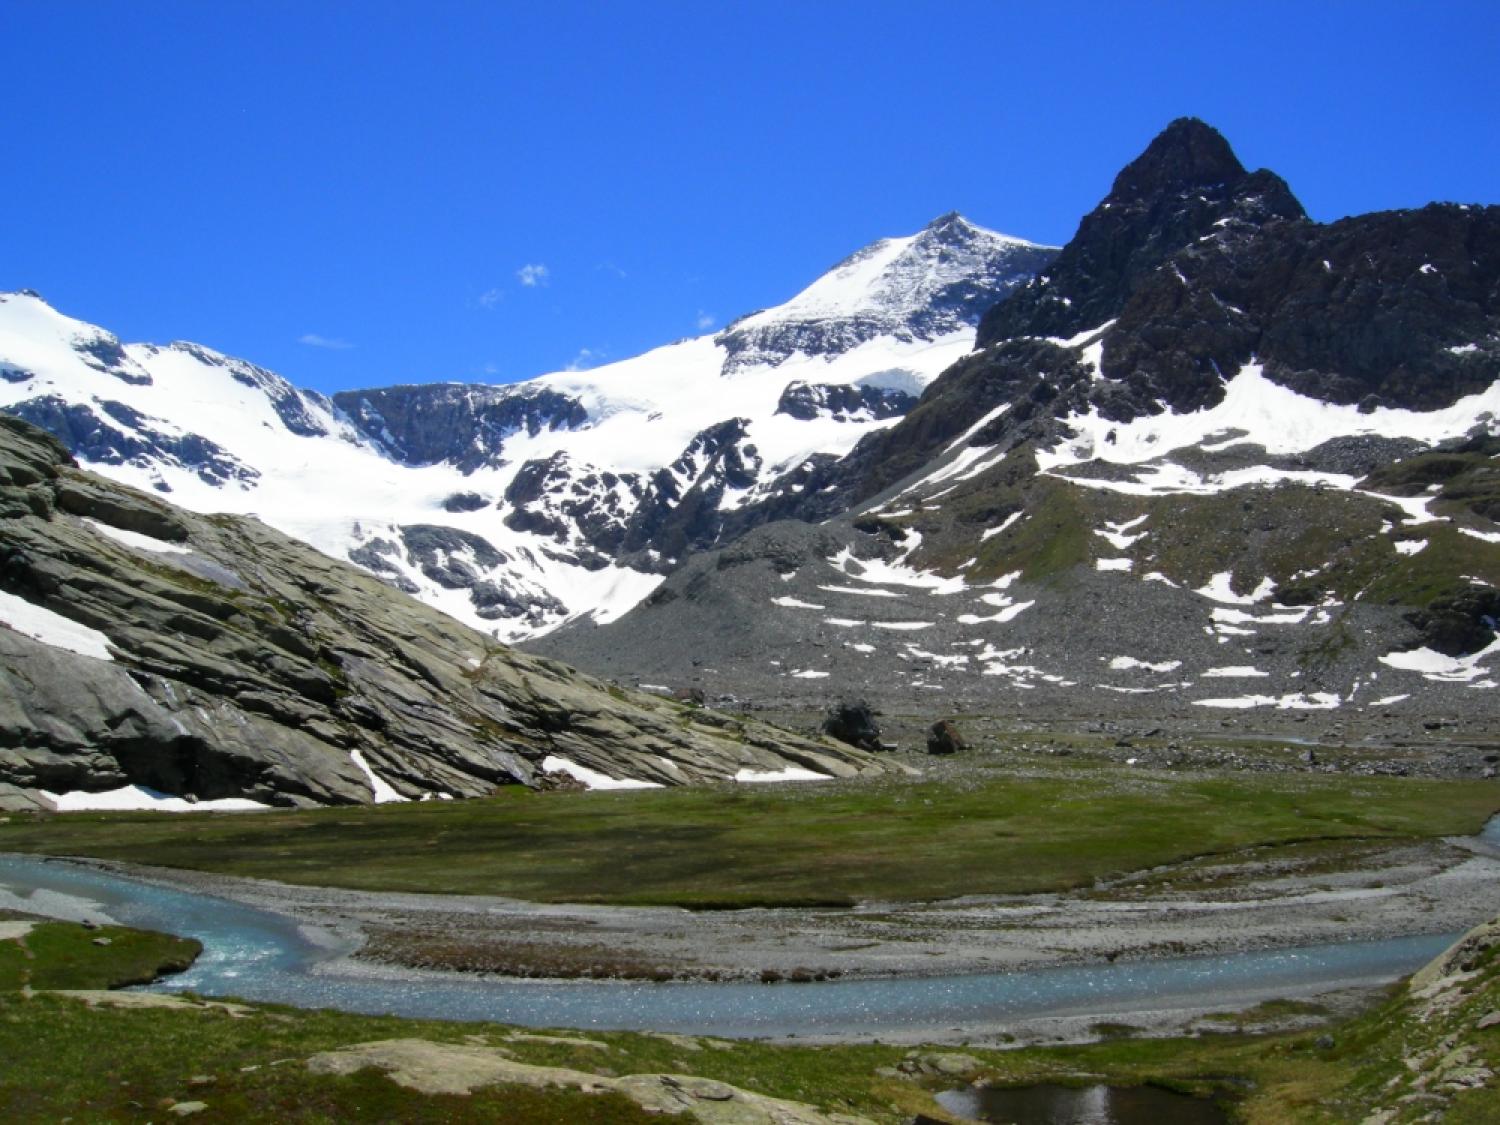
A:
[0, 214, 1056, 643]
[717, 212, 1056, 373]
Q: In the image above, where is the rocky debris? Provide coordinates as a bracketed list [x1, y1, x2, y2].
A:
[305, 1038, 875, 1124]
[895, 1050, 984, 1078]
[0, 416, 888, 806]
[1352, 915, 1500, 1121]
[925, 720, 966, 755]
[822, 701, 883, 752]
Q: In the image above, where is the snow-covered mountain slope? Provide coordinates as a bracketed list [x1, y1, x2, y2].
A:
[534, 120, 1500, 725]
[0, 215, 1055, 641]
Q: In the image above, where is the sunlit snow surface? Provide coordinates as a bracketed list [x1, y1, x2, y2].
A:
[349, 750, 408, 803]
[39, 786, 268, 812]
[540, 755, 662, 791]
[0, 589, 114, 661]
[733, 766, 829, 783]
[0, 281, 986, 641]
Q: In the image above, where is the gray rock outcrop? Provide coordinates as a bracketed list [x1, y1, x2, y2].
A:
[0, 417, 886, 807]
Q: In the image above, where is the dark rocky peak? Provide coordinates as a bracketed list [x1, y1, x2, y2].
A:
[978, 119, 1306, 346]
[1108, 116, 1247, 202]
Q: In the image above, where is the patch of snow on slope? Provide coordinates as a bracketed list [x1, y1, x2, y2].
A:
[541, 755, 663, 790]
[1195, 571, 1275, 605]
[772, 596, 825, 610]
[734, 766, 830, 784]
[1109, 656, 1181, 672]
[826, 536, 967, 595]
[84, 518, 193, 555]
[0, 589, 114, 660]
[1036, 361, 1500, 501]
[1192, 693, 1341, 710]
[1096, 558, 1133, 572]
[350, 749, 408, 803]
[981, 510, 1024, 541]
[1202, 666, 1270, 678]
[957, 600, 1034, 624]
[40, 786, 268, 812]
[1379, 638, 1500, 684]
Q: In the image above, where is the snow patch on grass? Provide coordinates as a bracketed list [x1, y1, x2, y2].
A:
[734, 766, 829, 784]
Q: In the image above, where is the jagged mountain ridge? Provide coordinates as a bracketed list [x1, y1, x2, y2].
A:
[0, 215, 1055, 641]
[0, 416, 886, 808]
[533, 119, 1500, 724]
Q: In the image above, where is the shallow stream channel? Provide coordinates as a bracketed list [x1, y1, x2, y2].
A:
[0, 852, 1463, 1042]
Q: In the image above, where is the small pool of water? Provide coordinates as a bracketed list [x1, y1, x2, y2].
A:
[1480, 812, 1500, 846]
[934, 1082, 1231, 1124]
[0, 854, 1460, 1039]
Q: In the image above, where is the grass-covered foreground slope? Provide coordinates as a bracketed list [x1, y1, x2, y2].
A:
[0, 912, 199, 990]
[3, 762, 1495, 906]
[4, 905, 1499, 1120]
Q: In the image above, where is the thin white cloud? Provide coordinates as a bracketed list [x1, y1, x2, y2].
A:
[696, 310, 716, 331]
[477, 288, 504, 309]
[596, 261, 628, 279]
[516, 263, 550, 288]
[298, 333, 354, 350]
[565, 347, 603, 371]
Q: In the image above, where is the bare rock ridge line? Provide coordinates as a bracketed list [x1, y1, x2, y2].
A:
[0, 415, 887, 807]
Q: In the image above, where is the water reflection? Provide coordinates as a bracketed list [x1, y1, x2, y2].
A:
[935, 1082, 1230, 1124]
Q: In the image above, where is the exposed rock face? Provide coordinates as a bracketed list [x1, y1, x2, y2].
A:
[0, 416, 886, 806]
[774, 381, 917, 423]
[332, 383, 589, 473]
[531, 121, 1500, 719]
[6, 395, 257, 490]
[305, 1038, 876, 1124]
[759, 119, 1499, 520]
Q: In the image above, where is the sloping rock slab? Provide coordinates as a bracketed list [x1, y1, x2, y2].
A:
[306, 1037, 874, 1124]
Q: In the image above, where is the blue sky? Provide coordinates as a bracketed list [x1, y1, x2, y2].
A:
[3, 1, 1496, 395]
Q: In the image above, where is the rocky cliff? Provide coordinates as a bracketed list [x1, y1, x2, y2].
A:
[0, 417, 885, 807]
